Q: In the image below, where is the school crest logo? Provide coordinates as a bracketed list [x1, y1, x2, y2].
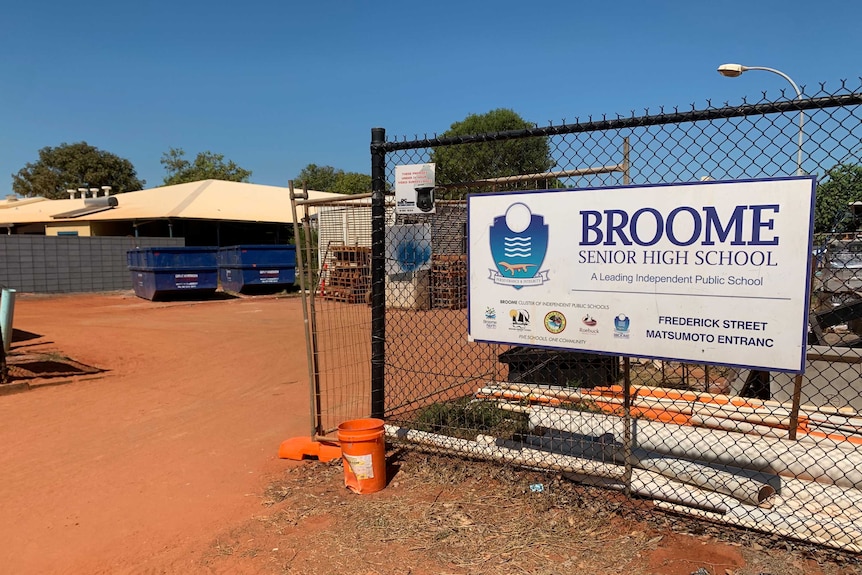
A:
[488, 203, 550, 289]
[613, 314, 631, 339]
[508, 309, 531, 330]
[544, 311, 567, 334]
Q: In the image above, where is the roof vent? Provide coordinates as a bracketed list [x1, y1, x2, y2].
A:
[85, 195, 118, 208]
[52, 195, 119, 219]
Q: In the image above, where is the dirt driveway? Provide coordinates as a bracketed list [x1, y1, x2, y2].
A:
[1, 292, 858, 575]
[0, 292, 311, 574]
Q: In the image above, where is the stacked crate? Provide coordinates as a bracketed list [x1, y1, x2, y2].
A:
[431, 254, 467, 309]
[323, 246, 371, 303]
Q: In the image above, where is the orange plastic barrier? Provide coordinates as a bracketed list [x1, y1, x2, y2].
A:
[337, 418, 387, 494]
[277, 436, 341, 461]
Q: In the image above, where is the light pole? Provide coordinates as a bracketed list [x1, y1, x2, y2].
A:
[717, 63, 805, 176]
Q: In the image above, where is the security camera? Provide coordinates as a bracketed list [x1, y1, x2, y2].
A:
[414, 186, 435, 212]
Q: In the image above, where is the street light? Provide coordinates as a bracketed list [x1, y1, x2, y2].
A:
[717, 63, 805, 176]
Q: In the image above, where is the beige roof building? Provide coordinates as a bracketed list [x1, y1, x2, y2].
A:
[0, 180, 347, 244]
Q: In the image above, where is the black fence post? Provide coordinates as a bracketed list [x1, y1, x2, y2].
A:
[370, 127, 387, 419]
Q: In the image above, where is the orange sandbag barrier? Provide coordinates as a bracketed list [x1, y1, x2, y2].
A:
[337, 418, 387, 494]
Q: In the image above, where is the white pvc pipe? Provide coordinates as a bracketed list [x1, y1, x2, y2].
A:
[780, 476, 862, 507]
[486, 387, 837, 451]
[497, 381, 859, 418]
[562, 470, 735, 514]
[529, 406, 862, 490]
[386, 425, 734, 513]
[485, 384, 797, 436]
[485, 385, 862, 448]
[805, 421, 862, 441]
[655, 501, 862, 554]
[632, 452, 775, 506]
[387, 424, 862, 549]
[806, 416, 862, 437]
[629, 469, 735, 513]
[690, 405, 790, 428]
[773, 494, 862, 524]
[632, 382, 857, 416]
[690, 415, 860, 448]
[809, 412, 862, 427]
[491, 383, 793, 427]
[520, 433, 775, 506]
[527, 410, 862, 523]
[690, 415, 790, 439]
[775, 477, 862, 523]
[385, 425, 624, 480]
[729, 502, 862, 548]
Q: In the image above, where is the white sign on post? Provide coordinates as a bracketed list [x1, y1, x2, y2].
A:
[395, 163, 436, 215]
[467, 177, 816, 373]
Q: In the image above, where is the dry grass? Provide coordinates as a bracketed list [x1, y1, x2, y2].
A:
[335, 454, 635, 572]
[203, 448, 862, 575]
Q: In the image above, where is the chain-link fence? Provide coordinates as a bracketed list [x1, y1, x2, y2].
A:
[310, 81, 862, 552]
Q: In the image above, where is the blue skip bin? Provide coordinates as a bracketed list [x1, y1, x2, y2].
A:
[217, 245, 296, 294]
[127, 247, 219, 301]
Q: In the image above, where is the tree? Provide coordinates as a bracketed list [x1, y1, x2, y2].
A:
[814, 164, 862, 234]
[293, 164, 339, 191]
[430, 108, 556, 193]
[12, 142, 145, 199]
[293, 163, 372, 195]
[161, 148, 252, 185]
[331, 171, 373, 195]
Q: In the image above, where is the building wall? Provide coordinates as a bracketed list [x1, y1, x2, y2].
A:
[395, 202, 467, 255]
[90, 221, 136, 236]
[45, 223, 92, 236]
[0, 236, 185, 294]
[317, 205, 374, 259]
[315, 202, 466, 268]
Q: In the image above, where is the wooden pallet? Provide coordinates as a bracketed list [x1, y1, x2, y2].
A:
[432, 254, 466, 271]
[321, 245, 371, 304]
[331, 246, 371, 265]
[431, 254, 467, 309]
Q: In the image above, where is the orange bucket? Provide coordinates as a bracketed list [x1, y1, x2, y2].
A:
[337, 418, 387, 494]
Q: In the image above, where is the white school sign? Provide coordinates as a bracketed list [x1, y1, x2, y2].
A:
[467, 177, 816, 373]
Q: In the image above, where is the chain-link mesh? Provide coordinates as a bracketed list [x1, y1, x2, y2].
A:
[316, 81, 862, 552]
[291, 194, 376, 438]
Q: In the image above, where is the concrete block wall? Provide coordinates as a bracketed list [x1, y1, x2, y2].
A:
[0, 236, 185, 294]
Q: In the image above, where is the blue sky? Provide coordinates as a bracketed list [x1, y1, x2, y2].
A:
[1, 0, 859, 191]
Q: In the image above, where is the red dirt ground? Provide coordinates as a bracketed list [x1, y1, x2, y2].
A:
[0, 292, 310, 574]
[0, 292, 857, 575]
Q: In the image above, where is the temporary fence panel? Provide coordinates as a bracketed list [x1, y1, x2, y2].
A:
[290, 193, 376, 439]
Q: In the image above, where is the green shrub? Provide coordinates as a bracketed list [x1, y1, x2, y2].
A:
[413, 397, 529, 440]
